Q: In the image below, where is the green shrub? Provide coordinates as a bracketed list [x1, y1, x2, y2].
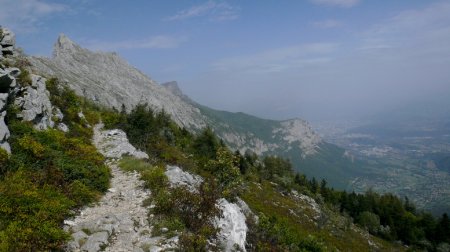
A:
[119, 156, 152, 173]
[140, 166, 168, 194]
[17, 68, 32, 86]
[68, 180, 100, 207]
[206, 147, 242, 200]
[152, 216, 184, 237]
[0, 148, 9, 175]
[0, 171, 73, 250]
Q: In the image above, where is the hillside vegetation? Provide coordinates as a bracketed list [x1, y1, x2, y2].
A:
[0, 59, 449, 250]
[0, 73, 110, 250]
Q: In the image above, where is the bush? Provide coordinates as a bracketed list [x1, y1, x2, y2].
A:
[357, 211, 380, 234]
[0, 171, 73, 250]
[0, 148, 9, 175]
[119, 156, 152, 173]
[206, 147, 242, 200]
[141, 166, 168, 194]
[68, 180, 100, 207]
[17, 68, 32, 86]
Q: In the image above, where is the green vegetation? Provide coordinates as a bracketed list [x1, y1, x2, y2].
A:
[0, 76, 109, 250]
[1, 72, 449, 251]
[198, 105, 364, 190]
[17, 68, 32, 86]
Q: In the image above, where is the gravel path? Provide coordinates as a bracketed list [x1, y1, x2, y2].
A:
[64, 125, 163, 252]
[65, 162, 152, 252]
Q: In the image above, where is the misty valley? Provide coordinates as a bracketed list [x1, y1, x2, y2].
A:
[316, 118, 450, 216]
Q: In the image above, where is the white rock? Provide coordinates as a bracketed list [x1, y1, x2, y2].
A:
[0, 28, 15, 46]
[14, 74, 55, 130]
[216, 198, 248, 252]
[165, 165, 203, 191]
[57, 123, 69, 132]
[63, 220, 76, 226]
[93, 124, 148, 159]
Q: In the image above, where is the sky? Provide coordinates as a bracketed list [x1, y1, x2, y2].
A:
[1, 0, 450, 121]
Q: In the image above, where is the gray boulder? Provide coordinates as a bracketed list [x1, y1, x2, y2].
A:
[165, 165, 203, 192]
[93, 124, 148, 159]
[0, 27, 15, 56]
[0, 28, 15, 46]
[57, 123, 69, 132]
[0, 93, 8, 111]
[14, 74, 55, 130]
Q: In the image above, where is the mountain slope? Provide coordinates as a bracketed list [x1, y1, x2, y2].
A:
[29, 35, 357, 189]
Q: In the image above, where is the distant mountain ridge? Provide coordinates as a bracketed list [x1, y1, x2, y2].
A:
[29, 34, 358, 188]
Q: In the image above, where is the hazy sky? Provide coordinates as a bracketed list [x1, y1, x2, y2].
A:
[1, 0, 449, 121]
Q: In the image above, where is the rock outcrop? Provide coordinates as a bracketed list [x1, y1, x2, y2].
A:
[0, 27, 61, 153]
[14, 74, 55, 130]
[0, 27, 15, 57]
[273, 119, 322, 157]
[0, 68, 15, 153]
[93, 124, 148, 160]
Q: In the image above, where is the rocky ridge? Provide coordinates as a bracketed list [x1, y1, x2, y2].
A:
[29, 36, 322, 159]
[30, 35, 207, 130]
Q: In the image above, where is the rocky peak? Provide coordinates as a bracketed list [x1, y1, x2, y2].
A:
[30, 35, 207, 130]
[53, 34, 80, 57]
[273, 118, 322, 157]
[162, 81, 183, 97]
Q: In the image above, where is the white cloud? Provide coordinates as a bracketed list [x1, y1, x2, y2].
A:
[310, 0, 360, 8]
[312, 19, 343, 28]
[0, 0, 67, 33]
[212, 43, 337, 73]
[359, 1, 450, 52]
[165, 0, 239, 21]
[84, 35, 188, 51]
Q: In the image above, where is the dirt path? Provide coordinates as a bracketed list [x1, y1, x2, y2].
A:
[64, 125, 158, 252]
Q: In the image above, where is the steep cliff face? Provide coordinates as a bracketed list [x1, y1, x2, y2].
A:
[30, 35, 207, 130]
[29, 35, 324, 161]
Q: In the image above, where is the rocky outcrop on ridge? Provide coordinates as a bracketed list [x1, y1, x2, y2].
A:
[274, 119, 322, 157]
[14, 74, 55, 130]
[0, 27, 59, 153]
